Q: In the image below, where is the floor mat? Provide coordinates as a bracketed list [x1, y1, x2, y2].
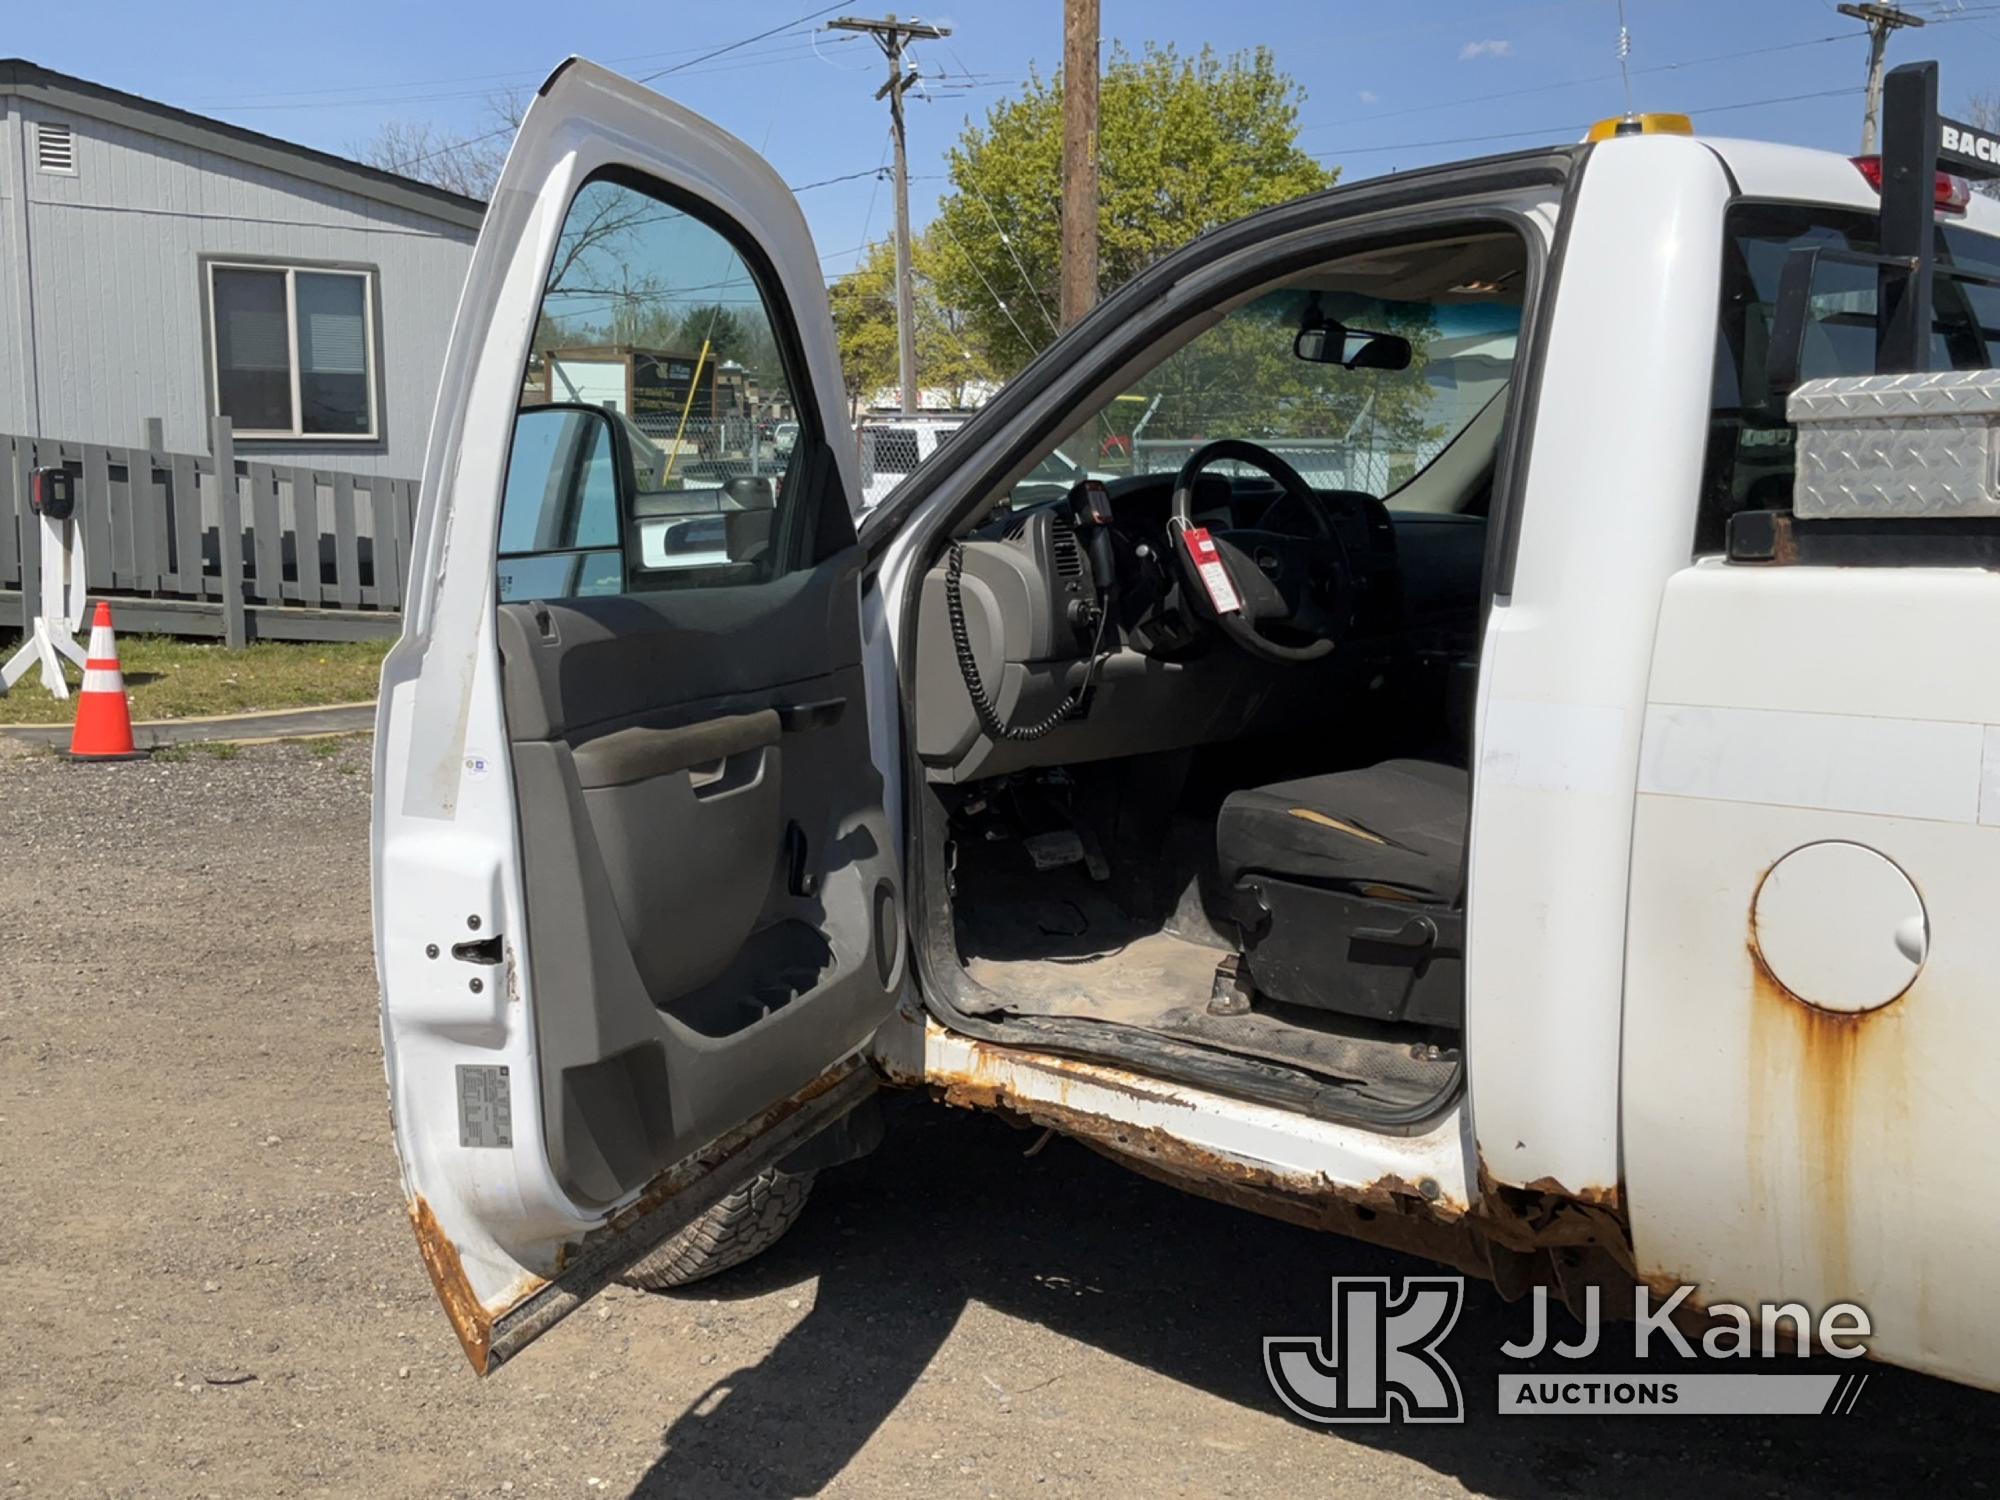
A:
[955, 877, 1454, 1109]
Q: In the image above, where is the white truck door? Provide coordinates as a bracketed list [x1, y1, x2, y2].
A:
[372, 60, 902, 1373]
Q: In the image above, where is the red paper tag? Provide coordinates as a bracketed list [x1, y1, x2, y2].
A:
[1179, 525, 1243, 614]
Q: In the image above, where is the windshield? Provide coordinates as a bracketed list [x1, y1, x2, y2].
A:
[1024, 284, 1521, 504]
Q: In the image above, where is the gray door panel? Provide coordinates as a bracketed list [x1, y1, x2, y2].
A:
[495, 556, 868, 741]
[497, 546, 901, 1210]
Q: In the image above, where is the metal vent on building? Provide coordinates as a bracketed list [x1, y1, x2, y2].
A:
[35, 122, 76, 174]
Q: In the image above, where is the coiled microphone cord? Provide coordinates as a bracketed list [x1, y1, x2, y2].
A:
[943, 540, 1111, 742]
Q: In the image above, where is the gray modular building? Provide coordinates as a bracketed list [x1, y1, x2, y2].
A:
[0, 59, 483, 477]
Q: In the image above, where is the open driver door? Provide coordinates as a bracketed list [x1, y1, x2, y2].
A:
[373, 60, 904, 1373]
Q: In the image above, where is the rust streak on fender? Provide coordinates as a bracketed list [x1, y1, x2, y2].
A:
[1745, 877, 1912, 1301]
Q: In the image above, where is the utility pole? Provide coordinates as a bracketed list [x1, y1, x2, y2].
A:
[828, 14, 949, 415]
[1839, 3, 1926, 155]
[1060, 0, 1100, 329]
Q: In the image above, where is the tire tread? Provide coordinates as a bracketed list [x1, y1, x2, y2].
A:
[617, 1167, 815, 1291]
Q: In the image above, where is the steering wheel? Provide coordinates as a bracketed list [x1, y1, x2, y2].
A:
[1169, 439, 1352, 664]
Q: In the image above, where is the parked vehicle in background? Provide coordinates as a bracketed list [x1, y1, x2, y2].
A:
[855, 410, 975, 510]
[376, 55, 2000, 1400]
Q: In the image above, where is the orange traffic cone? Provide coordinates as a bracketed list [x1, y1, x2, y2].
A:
[69, 602, 142, 760]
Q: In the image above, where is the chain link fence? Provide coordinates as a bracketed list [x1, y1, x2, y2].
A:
[620, 414, 798, 490]
[1131, 438, 1413, 496]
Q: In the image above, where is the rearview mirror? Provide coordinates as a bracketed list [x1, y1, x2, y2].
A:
[1294, 324, 1413, 372]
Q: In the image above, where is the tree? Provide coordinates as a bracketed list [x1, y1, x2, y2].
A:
[927, 43, 1335, 375]
[828, 234, 996, 411]
[350, 90, 524, 200]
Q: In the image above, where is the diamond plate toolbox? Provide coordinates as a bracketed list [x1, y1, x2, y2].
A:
[1789, 368, 2000, 519]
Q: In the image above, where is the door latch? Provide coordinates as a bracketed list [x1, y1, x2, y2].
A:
[451, 935, 503, 965]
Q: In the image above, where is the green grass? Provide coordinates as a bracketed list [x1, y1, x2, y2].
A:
[0, 635, 390, 725]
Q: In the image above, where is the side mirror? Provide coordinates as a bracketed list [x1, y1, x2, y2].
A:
[501, 404, 624, 558]
[1294, 323, 1414, 372]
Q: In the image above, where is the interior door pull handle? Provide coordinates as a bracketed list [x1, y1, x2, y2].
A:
[573, 709, 780, 789]
[776, 697, 846, 733]
[785, 821, 819, 897]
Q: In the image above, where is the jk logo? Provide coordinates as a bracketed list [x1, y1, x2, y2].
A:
[1265, 1277, 1466, 1424]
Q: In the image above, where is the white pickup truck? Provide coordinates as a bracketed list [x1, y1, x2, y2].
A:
[373, 57, 2000, 1390]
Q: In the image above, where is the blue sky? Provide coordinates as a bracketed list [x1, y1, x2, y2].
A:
[16, 0, 2000, 282]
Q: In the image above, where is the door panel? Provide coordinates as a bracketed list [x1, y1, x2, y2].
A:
[494, 551, 900, 1210]
[374, 59, 897, 1372]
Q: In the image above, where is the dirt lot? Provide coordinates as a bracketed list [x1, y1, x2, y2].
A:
[2, 741, 1997, 1498]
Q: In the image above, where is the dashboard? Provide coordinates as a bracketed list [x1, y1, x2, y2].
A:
[912, 472, 1485, 783]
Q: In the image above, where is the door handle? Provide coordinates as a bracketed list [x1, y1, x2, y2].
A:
[776, 697, 846, 732]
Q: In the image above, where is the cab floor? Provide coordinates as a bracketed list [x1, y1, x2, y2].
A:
[952, 871, 1453, 1111]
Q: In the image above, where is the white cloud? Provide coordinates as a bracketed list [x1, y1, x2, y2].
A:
[1460, 39, 1513, 60]
[1358, 89, 1379, 104]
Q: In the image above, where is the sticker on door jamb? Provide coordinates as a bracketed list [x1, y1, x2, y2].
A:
[456, 1064, 513, 1148]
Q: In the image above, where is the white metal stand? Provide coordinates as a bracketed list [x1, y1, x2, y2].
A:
[1, 510, 89, 698]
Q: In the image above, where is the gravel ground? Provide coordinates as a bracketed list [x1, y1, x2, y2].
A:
[2, 740, 1996, 1498]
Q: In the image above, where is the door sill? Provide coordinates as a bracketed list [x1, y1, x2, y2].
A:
[910, 948, 1461, 1138]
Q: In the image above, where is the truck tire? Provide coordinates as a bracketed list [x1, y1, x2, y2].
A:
[618, 1167, 816, 1291]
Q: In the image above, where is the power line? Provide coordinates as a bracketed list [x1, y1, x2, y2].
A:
[1301, 5, 2000, 145]
[930, 213, 1040, 354]
[185, 27, 840, 107]
[1301, 32, 1856, 137]
[1311, 87, 1865, 161]
[206, 36, 862, 113]
[788, 166, 889, 193]
[857, 124, 895, 249]
[637, 3, 851, 83]
[389, 4, 853, 174]
[961, 181, 1061, 338]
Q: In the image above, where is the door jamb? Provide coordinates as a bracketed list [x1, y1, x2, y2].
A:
[876, 159, 1587, 1130]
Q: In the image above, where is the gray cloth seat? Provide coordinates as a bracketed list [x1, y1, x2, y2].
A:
[1216, 759, 1467, 903]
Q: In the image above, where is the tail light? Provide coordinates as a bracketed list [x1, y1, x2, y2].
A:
[1852, 154, 1972, 216]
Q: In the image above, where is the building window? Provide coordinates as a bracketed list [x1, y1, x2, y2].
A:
[207, 263, 377, 440]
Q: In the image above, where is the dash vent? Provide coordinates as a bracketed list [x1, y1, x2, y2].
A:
[1049, 513, 1084, 578]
